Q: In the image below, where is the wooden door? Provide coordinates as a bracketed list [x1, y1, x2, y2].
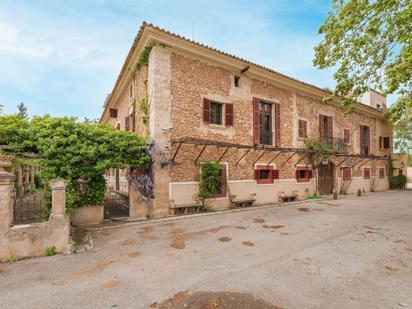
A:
[318, 163, 334, 195]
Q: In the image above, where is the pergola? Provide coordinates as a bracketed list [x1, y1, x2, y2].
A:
[170, 137, 390, 168]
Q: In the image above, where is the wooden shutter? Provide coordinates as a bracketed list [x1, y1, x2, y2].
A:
[327, 116, 333, 144]
[125, 116, 130, 131]
[203, 98, 210, 123]
[298, 120, 303, 138]
[274, 103, 281, 147]
[272, 169, 279, 180]
[379, 136, 383, 149]
[254, 169, 260, 180]
[360, 125, 365, 154]
[308, 169, 313, 178]
[319, 115, 324, 139]
[303, 121, 307, 138]
[225, 103, 233, 126]
[253, 98, 260, 144]
[109, 108, 118, 118]
[364, 167, 370, 179]
[383, 137, 390, 149]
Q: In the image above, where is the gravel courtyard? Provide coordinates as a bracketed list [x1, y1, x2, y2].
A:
[1, 191, 411, 309]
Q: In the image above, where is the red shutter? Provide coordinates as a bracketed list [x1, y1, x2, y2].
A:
[225, 103, 233, 126]
[295, 170, 300, 180]
[298, 120, 303, 138]
[367, 128, 370, 154]
[255, 169, 260, 180]
[327, 116, 333, 145]
[125, 116, 130, 131]
[303, 121, 307, 138]
[253, 98, 260, 145]
[383, 137, 390, 149]
[203, 98, 210, 123]
[272, 169, 279, 180]
[319, 115, 324, 139]
[308, 169, 313, 178]
[360, 125, 365, 154]
[109, 108, 118, 118]
[274, 103, 281, 147]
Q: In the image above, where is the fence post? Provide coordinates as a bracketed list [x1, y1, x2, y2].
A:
[50, 179, 67, 216]
[0, 171, 14, 231]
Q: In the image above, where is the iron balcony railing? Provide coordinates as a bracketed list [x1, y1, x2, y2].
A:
[320, 137, 348, 153]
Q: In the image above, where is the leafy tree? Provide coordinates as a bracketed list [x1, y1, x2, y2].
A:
[17, 102, 28, 119]
[314, 0, 412, 150]
[0, 114, 150, 211]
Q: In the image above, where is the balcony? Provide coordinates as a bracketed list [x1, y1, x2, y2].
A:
[320, 137, 348, 153]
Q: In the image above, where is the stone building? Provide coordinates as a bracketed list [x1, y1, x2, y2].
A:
[100, 22, 394, 218]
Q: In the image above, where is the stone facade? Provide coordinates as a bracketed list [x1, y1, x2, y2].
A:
[100, 24, 395, 217]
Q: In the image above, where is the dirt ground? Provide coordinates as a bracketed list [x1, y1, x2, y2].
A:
[0, 190, 411, 309]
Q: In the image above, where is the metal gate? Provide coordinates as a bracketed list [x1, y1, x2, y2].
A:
[13, 191, 45, 224]
[318, 163, 334, 195]
[104, 191, 129, 219]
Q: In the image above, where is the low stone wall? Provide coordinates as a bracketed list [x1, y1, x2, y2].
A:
[0, 176, 70, 261]
[71, 205, 104, 226]
[170, 178, 316, 210]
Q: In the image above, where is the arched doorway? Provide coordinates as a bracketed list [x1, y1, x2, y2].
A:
[318, 162, 335, 195]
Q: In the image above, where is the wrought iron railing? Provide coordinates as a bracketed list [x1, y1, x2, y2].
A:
[320, 137, 348, 153]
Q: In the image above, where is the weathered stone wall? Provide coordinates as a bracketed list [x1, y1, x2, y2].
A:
[0, 178, 70, 261]
[164, 50, 392, 208]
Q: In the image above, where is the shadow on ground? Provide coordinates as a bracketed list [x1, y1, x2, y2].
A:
[149, 290, 282, 309]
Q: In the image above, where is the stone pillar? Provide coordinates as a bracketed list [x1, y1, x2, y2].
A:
[23, 165, 30, 193]
[0, 172, 14, 231]
[50, 179, 67, 216]
[147, 45, 172, 218]
[29, 166, 35, 189]
[16, 164, 23, 197]
[129, 183, 147, 220]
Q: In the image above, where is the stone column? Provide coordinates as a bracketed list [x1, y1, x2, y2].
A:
[29, 166, 35, 189]
[16, 164, 23, 197]
[23, 165, 30, 193]
[0, 172, 14, 231]
[147, 45, 172, 218]
[50, 179, 67, 216]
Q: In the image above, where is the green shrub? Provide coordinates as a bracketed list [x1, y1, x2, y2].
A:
[45, 246, 56, 256]
[389, 175, 407, 189]
[34, 173, 45, 189]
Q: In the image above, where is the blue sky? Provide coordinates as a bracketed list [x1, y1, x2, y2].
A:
[0, 0, 359, 119]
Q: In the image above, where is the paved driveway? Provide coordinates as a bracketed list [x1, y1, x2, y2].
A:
[1, 191, 411, 309]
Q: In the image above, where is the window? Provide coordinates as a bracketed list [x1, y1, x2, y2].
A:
[234, 75, 240, 87]
[129, 84, 133, 99]
[210, 102, 223, 125]
[203, 98, 233, 127]
[296, 166, 312, 183]
[344, 129, 350, 144]
[360, 125, 370, 155]
[116, 123, 120, 130]
[253, 98, 280, 146]
[379, 136, 390, 149]
[298, 120, 307, 138]
[109, 108, 118, 118]
[342, 167, 351, 180]
[363, 167, 371, 179]
[255, 165, 279, 184]
[259, 102, 272, 145]
[379, 168, 385, 179]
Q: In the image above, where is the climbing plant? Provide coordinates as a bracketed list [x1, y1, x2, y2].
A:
[139, 98, 150, 124]
[197, 161, 221, 211]
[304, 138, 331, 195]
[0, 114, 150, 212]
